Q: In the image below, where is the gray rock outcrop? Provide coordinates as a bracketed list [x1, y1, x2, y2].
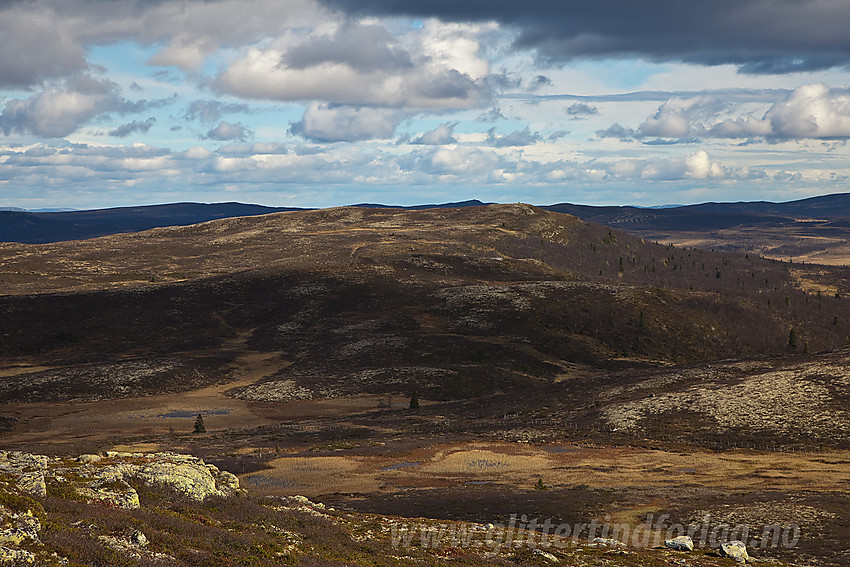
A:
[15, 473, 46, 498]
[0, 450, 240, 564]
[719, 540, 749, 563]
[532, 548, 559, 562]
[665, 535, 694, 551]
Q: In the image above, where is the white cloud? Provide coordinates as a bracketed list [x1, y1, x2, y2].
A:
[411, 122, 458, 145]
[0, 0, 330, 84]
[487, 126, 542, 147]
[747, 83, 850, 139]
[214, 20, 493, 109]
[290, 103, 402, 142]
[602, 84, 850, 142]
[566, 102, 598, 118]
[205, 121, 251, 141]
[109, 117, 156, 137]
[637, 97, 715, 138]
[0, 75, 141, 138]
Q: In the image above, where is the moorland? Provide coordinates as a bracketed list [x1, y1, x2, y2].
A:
[2, 203, 850, 566]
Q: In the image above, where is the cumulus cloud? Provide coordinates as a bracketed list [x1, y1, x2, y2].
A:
[600, 85, 850, 142]
[409, 146, 505, 178]
[290, 103, 402, 142]
[566, 102, 598, 118]
[714, 84, 850, 139]
[477, 107, 505, 122]
[487, 126, 542, 147]
[527, 74, 552, 91]
[184, 100, 252, 123]
[0, 140, 825, 210]
[205, 121, 251, 141]
[214, 20, 493, 109]
[284, 21, 412, 72]
[411, 122, 458, 145]
[109, 117, 156, 137]
[589, 150, 753, 182]
[637, 96, 724, 138]
[0, 75, 147, 138]
[0, 0, 330, 86]
[323, 0, 850, 74]
[0, 9, 88, 88]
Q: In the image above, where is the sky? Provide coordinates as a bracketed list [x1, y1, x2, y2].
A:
[2, 0, 850, 209]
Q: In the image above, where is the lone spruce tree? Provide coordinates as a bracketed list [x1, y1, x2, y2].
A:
[193, 413, 206, 434]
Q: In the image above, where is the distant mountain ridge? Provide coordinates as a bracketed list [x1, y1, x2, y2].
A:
[3, 193, 850, 245]
[0, 202, 306, 244]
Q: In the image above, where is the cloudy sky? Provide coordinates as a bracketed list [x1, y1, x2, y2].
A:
[2, 0, 850, 209]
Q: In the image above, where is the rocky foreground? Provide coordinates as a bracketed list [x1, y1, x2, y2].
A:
[0, 449, 789, 566]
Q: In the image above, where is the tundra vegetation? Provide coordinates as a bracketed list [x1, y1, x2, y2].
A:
[1, 204, 850, 566]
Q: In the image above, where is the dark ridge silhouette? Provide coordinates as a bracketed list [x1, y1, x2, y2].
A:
[5, 193, 850, 246]
[0, 202, 306, 244]
[350, 199, 490, 210]
[543, 192, 850, 231]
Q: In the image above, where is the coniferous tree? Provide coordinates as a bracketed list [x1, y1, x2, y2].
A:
[194, 413, 206, 434]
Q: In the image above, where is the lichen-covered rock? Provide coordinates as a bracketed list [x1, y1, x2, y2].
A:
[0, 512, 41, 546]
[15, 473, 46, 498]
[0, 451, 239, 509]
[104, 452, 143, 459]
[591, 537, 625, 548]
[719, 540, 749, 563]
[84, 453, 239, 503]
[79, 479, 141, 510]
[130, 530, 148, 547]
[98, 531, 170, 563]
[77, 454, 102, 464]
[532, 548, 559, 563]
[0, 452, 48, 474]
[135, 456, 234, 501]
[665, 535, 694, 551]
[209, 467, 240, 492]
[0, 546, 35, 566]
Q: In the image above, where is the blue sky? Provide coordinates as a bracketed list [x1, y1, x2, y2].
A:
[1, 0, 850, 210]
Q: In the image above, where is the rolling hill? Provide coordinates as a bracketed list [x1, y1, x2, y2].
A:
[2, 203, 850, 406]
[3, 204, 850, 567]
[7, 193, 850, 264]
[547, 193, 850, 264]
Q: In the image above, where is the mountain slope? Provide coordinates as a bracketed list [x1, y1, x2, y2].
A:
[544, 193, 850, 263]
[2, 204, 850, 406]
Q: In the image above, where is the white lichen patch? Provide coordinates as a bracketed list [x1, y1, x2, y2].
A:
[689, 501, 837, 530]
[603, 362, 850, 437]
[234, 379, 315, 402]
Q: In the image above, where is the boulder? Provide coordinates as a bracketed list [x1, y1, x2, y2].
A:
[136, 459, 228, 501]
[0, 452, 48, 475]
[532, 548, 559, 563]
[130, 530, 148, 547]
[15, 473, 46, 498]
[78, 454, 102, 464]
[591, 537, 626, 548]
[90, 453, 239, 503]
[719, 540, 749, 563]
[665, 535, 694, 551]
[209, 467, 240, 492]
[80, 479, 141, 510]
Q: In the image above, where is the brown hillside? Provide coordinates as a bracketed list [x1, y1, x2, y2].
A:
[2, 204, 850, 404]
